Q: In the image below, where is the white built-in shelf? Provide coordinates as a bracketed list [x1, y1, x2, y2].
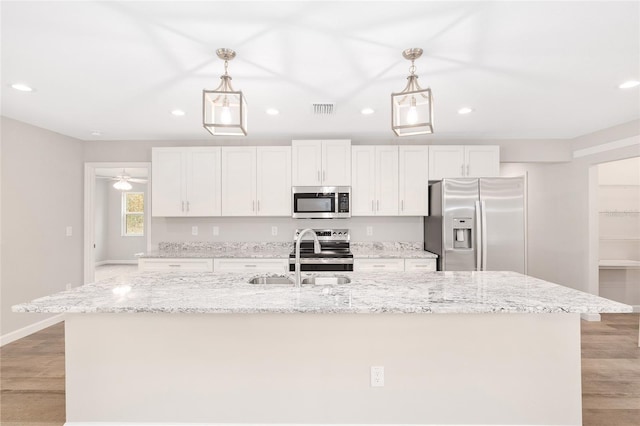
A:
[600, 237, 640, 241]
[599, 184, 640, 187]
[599, 259, 640, 269]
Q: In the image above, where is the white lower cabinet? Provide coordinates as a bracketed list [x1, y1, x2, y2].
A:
[404, 259, 437, 272]
[213, 258, 288, 273]
[354, 258, 437, 272]
[138, 258, 213, 272]
[354, 258, 405, 272]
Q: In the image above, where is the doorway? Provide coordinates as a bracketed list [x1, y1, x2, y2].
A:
[595, 156, 640, 311]
[84, 162, 151, 284]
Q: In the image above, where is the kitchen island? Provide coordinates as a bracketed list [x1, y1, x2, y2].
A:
[14, 271, 632, 426]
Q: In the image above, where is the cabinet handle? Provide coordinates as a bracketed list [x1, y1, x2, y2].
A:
[373, 265, 385, 268]
[401, 200, 404, 211]
[257, 200, 260, 212]
[461, 164, 464, 175]
[377, 200, 379, 211]
[252, 201, 255, 211]
[245, 264, 257, 268]
[317, 170, 320, 182]
[466, 164, 470, 176]
[186, 201, 190, 212]
[323, 170, 326, 182]
[168, 264, 181, 267]
[181, 201, 185, 212]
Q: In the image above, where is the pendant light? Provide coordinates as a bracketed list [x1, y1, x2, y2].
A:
[391, 48, 434, 136]
[203, 48, 248, 136]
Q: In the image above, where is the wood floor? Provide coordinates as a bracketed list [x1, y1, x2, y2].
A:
[1, 314, 638, 425]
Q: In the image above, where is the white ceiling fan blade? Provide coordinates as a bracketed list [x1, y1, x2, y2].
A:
[128, 178, 148, 183]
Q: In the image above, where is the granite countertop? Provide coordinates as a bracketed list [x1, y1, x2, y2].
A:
[140, 242, 292, 259]
[13, 271, 631, 315]
[350, 242, 437, 259]
[140, 242, 438, 260]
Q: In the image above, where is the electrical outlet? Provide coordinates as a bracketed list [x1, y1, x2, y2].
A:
[371, 366, 384, 387]
[271, 226, 278, 236]
[192, 226, 198, 236]
[66, 283, 72, 291]
[366, 226, 373, 236]
[213, 226, 219, 236]
[66, 226, 73, 237]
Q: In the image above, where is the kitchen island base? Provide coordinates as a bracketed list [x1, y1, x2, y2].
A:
[65, 312, 581, 425]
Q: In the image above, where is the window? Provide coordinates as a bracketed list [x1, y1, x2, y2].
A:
[122, 192, 144, 236]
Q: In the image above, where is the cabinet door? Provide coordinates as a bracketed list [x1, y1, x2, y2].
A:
[351, 146, 376, 216]
[256, 146, 291, 216]
[428, 146, 465, 180]
[186, 147, 221, 216]
[375, 146, 399, 215]
[292, 140, 322, 186]
[465, 146, 500, 177]
[221, 147, 256, 216]
[354, 258, 405, 272]
[399, 145, 429, 216]
[151, 148, 185, 217]
[321, 139, 351, 186]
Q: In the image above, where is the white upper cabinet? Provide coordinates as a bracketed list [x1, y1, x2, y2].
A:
[375, 146, 399, 215]
[152, 147, 221, 217]
[292, 139, 351, 186]
[221, 146, 291, 216]
[221, 147, 257, 216]
[399, 145, 429, 216]
[351, 146, 376, 216]
[429, 145, 500, 180]
[351, 146, 398, 216]
[256, 146, 291, 216]
[464, 146, 500, 177]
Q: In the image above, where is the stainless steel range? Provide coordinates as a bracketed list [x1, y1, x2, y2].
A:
[289, 229, 353, 272]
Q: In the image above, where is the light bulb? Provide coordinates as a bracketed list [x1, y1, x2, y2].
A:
[406, 106, 418, 125]
[113, 179, 132, 191]
[220, 97, 232, 124]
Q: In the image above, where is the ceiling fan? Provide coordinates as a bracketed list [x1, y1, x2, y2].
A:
[96, 169, 148, 191]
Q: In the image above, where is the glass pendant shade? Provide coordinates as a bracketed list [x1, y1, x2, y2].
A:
[203, 89, 247, 136]
[203, 48, 247, 136]
[391, 48, 434, 136]
[113, 179, 132, 191]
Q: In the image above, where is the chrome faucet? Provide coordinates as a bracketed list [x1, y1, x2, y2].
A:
[295, 228, 321, 288]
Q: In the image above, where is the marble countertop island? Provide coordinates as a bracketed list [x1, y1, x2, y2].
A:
[13, 270, 631, 315]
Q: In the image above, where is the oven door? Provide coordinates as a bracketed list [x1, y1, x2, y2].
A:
[292, 186, 350, 219]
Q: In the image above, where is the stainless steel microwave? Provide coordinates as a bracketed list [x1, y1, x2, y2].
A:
[292, 186, 351, 219]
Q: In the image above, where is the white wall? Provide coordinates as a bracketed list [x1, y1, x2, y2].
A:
[94, 179, 108, 262]
[1, 117, 84, 336]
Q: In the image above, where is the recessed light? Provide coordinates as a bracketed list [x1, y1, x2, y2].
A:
[266, 108, 279, 115]
[361, 108, 375, 115]
[458, 107, 474, 115]
[171, 109, 186, 116]
[90, 130, 102, 136]
[619, 80, 640, 89]
[11, 83, 33, 92]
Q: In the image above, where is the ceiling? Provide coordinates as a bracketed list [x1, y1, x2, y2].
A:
[2, 1, 639, 141]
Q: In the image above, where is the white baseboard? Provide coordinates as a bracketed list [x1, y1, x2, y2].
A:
[0, 314, 64, 346]
[95, 260, 138, 266]
[581, 313, 601, 322]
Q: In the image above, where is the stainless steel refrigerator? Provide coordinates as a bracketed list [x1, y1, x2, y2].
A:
[424, 177, 526, 273]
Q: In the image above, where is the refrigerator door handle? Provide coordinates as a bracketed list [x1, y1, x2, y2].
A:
[481, 200, 488, 271]
[475, 201, 482, 271]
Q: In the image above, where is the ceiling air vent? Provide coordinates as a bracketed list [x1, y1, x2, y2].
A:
[312, 103, 335, 115]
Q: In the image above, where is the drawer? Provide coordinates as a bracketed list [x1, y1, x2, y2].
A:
[138, 258, 213, 272]
[354, 258, 405, 272]
[213, 258, 288, 273]
[404, 258, 437, 272]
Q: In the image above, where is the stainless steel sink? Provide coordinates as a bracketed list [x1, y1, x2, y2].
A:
[301, 276, 351, 285]
[248, 276, 294, 285]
